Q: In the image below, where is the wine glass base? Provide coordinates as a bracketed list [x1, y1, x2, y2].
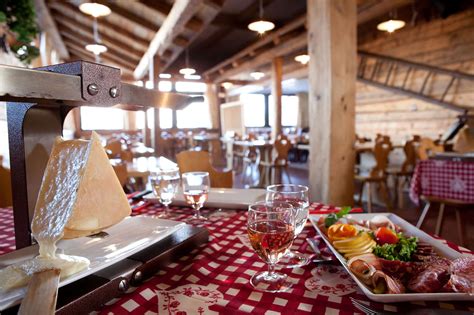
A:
[250, 271, 293, 293]
[277, 250, 312, 268]
[185, 214, 208, 224]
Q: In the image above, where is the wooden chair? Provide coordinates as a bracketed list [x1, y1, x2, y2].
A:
[260, 134, 292, 186]
[416, 196, 471, 247]
[386, 135, 420, 208]
[105, 139, 122, 159]
[417, 137, 444, 160]
[176, 151, 233, 188]
[0, 160, 12, 207]
[355, 135, 392, 212]
[241, 133, 261, 187]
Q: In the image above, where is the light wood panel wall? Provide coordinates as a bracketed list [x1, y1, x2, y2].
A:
[356, 9, 474, 144]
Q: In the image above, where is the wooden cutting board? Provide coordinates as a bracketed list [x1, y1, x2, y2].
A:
[18, 269, 61, 315]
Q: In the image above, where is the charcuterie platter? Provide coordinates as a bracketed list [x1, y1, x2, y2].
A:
[309, 212, 474, 302]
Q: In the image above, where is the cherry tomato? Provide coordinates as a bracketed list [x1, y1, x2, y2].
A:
[375, 227, 399, 245]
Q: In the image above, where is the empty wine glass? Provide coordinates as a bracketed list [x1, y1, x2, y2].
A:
[149, 168, 180, 218]
[266, 184, 311, 268]
[182, 172, 210, 221]
[247, 201, 295, 292]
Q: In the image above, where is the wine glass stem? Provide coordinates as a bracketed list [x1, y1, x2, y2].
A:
[193, 205, 201, 218]
[163, 204, 170, 215]
[267, 263, 275, 277]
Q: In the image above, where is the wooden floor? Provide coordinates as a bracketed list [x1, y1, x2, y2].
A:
[234, 162, 474, 251]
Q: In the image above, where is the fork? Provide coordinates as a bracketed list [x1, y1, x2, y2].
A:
[350, 298, 472, 315]
[306, 237, 337, 264]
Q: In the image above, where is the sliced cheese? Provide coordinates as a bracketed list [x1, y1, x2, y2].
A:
[32, 131, 131, 252]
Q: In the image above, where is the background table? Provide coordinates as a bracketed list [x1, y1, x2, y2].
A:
[0, 204, 473, 314]
[410, 159, 474, 205]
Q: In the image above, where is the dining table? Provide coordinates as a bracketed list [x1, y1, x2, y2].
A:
[0, 199, 473, 314]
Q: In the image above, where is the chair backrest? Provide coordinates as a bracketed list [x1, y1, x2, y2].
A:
[417, 137, 444, 160]
[176, 151, 233, 188]
[105, 140, 122, 158]
[119, 149, 134, 163]
[0, 164, 12, 207]
[273, 134, 292, 166]
[401, 136, 421, 173]
[370, 136, 392, 178]
[112, 163, 128, 188]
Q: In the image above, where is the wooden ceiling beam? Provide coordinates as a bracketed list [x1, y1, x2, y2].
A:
[358, 0, 412, 24]
[134, 0, 205, 79]
[53, 15, 146, 61]
[60, 30, 139, 65]
[33, 0, 69, 59]
[140, 0, 204, 32]
[49, 2, 149, 51]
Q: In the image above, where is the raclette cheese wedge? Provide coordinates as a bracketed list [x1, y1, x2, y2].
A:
[32, 131, 131, 248]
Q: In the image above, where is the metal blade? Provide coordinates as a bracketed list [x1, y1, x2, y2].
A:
[0, 64, 82, 102]
[120, 83, 204, 111]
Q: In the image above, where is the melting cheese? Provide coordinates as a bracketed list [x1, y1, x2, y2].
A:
[0, 131, 131, 292]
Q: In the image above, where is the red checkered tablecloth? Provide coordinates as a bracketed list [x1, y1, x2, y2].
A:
[0, 205, 473, 314]
[410, 159, 474, 205]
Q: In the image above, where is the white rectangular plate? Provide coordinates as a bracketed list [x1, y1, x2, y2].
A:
[309, 213, 474, 303]
[0, 216, 185, 310]
[144, 188, 266, 210]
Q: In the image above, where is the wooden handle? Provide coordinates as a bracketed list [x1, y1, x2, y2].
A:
[18, 269, 61, 315]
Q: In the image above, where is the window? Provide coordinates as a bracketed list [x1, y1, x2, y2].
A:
[144, 80, 173, 92]
[138, 108, 173, 129]
[268, 95, 299, 127]
[175, 81, 206, 93]
[177, 99, 211, 129]
[80, 106, 125, 130]
[240, 94, 266, 127]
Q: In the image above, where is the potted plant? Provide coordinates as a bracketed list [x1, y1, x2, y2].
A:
[0, 0, 39, 64]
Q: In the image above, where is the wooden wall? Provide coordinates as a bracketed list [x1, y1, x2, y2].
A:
[356, 9, 474, 144]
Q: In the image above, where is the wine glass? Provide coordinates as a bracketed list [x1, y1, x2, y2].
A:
[149, 168, 180, 218]
[182, 172, 210, 221]
[247, 201, 295, 292]
[266, 184, 311, 268]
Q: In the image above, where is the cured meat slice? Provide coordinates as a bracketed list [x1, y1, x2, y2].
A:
[408, 264, 450, 293]
[372, 270, 406, 294]
[451, 256, 474, 275]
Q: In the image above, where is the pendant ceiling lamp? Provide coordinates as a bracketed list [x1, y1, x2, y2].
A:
[377, 19, 406, 33]
[179, 49, 197, 75]
[248, 0, 275, 34]
[79, 2, 110, 59]
[250, 71, 265, 80]
[294, 54, 310, 65]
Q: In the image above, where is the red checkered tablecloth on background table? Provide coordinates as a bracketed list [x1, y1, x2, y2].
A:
[410, 159, 474, 205]
[0, 204, 473, 314]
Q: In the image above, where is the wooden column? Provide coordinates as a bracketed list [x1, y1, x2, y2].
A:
[143, 109, 151, 147]
[206, 82, 221, 132]
[271, 57, 283, 140]
[307, 0, 356, 205]
[150, 54, 162, 156]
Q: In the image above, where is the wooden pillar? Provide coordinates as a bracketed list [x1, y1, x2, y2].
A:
[150, 54, 162, 156]
[206, 82, 221, 132]
[307, 0, 356, 205]
[271, 57, 283, 140]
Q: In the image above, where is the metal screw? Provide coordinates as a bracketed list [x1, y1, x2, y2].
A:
[87, 83, 99, 95]
[118, 279, 128, 292]
[134, 271, 143, 282]
[109, 86, 119, 98]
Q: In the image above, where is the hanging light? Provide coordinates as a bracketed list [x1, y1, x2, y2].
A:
[85, 43, 107, 55]
[222, 82, 234, 89]
[84, 16, 107, 59]
[79, 2, 111, 18]
[250, 71, 265, 80]
[294, 54, 310, 65]
[377, 19, 405, 33]
[248, 0, 275, 34]
[159, 73, 172, 79]
[179, 49, 197, 75]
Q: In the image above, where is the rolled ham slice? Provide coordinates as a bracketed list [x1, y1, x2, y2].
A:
[348, 254, 381, 285]
[371, 270, 406, 294]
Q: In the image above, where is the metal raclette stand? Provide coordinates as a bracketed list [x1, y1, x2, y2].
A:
[0, 61, 209, 313]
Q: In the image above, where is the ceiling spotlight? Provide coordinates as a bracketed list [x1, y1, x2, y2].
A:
[79, 2, 111, 18]
[377, 19, 405, 33]
[250, 71, 265, 80]
[85, 43, 107, 55]
[248, 0, 274, 34]
[294, 54, 310, 65]
[222, 82, 234, 89]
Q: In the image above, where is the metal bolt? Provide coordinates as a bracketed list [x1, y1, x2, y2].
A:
[134, 271, 143, 282]
[118, 279, 128, 292]
[109, 86, 119, 98]
[87, 83, 99, 96]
